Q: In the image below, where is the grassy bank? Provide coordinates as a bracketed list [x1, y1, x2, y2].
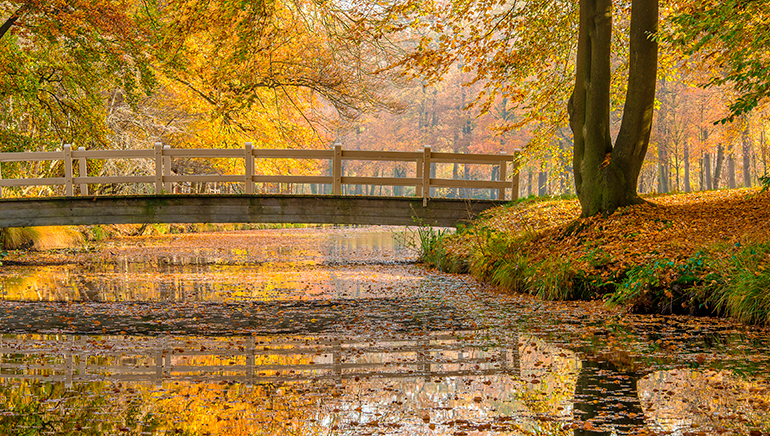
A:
[421, 188, 770, 325]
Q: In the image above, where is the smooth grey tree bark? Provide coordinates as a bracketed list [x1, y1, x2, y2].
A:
[569, 0, 658, 216]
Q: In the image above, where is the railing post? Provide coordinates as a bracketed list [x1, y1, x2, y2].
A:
[64, 144, 73, 196]
[163, 145, 172, 193]
[332, 143, 342, 195]
[511, 151, 520, 201]
[154, 142, 163, 194]
[77, 147, 88, 196]
[244, 142, 254, 194]
[498, 153, 507, 201]
[0, 162, 3, 198]
[422, 145, 431, 206]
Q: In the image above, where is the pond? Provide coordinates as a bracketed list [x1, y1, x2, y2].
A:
[0, 226, 769, 435]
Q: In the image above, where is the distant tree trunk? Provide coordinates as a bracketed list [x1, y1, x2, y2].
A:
[394, 167, 405, 196]
[491, 165, 500, 199]
[742, 120, 752, 187]
[527, 170, 533, 197]
[368, 169, 378, 195]
[699, 157, 704, 190]
[657, 81, 669, 194]
[569, 0, 658, 216]
[657, 148, 669, 193]
[728, 153, 736, 189]
[429, 162, 436, 197]
[538, 170, 548, 196]
[713, 144, 725, 188]
[452, 162, 459, 198]
[462, 163, 470, 198]
[762, 129, 768, 177]
[704, 153, 713, 190]
[683, 140, 691, 192]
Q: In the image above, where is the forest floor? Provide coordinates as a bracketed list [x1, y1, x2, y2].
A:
[426, 187, 770, 324]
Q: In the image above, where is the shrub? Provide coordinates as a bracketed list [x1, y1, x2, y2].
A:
[708, 243, 770, 325]
[760, 174, 770, 193]
[607, 254, 712, 315]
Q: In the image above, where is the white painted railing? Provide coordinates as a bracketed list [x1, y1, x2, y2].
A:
[0, 143, 520, 203]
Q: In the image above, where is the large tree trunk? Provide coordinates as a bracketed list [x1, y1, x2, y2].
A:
[570, 0, 658, 217]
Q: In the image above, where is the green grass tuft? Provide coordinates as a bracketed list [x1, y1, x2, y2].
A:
[759, 174, 770, 194]
[707, 243, 770, 325]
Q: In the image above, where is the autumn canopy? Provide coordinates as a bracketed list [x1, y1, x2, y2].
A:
[1, 0, 768, 215]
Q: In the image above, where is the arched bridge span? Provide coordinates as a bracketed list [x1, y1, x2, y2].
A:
[0, 195, 503, 228]
[0, 144, 519, 227]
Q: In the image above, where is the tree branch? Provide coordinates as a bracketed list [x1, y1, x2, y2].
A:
[0, 5, 29, 40]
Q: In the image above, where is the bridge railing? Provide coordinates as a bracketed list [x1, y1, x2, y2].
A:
[0, 333, 518, 387]
[0, 143, 520, 203]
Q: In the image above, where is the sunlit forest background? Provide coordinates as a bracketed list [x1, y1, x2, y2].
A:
[1, 0, 767, 198]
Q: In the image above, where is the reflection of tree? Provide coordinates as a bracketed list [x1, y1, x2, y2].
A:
[150, 381, 327, 436]
[0, 380, 160, 435]
[572, 359, 646, 435]
[639, 369, 770, 434]
[1, 266, 75, 301]
[1, 229, 418, 302]
[514, 335, 579, 420]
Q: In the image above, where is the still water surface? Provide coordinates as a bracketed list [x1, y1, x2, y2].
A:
[0, 227, 769, 435]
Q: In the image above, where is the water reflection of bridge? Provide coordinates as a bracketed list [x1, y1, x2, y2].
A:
[3, 333, 755, 434]
[0, 333, 522, 387]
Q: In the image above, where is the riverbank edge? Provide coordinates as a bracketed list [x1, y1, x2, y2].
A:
[419, 188, 770, 325]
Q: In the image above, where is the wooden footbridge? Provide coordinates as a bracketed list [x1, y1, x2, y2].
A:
[0, 144, 520, 228]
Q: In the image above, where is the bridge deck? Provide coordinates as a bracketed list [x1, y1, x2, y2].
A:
[0, 195, 505, 228]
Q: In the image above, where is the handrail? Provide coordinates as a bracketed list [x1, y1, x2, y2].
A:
[0, 143, 520, 203]
[0, 334, 517, 387]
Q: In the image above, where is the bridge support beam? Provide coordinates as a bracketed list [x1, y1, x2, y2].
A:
[0, 195, 504, 228]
